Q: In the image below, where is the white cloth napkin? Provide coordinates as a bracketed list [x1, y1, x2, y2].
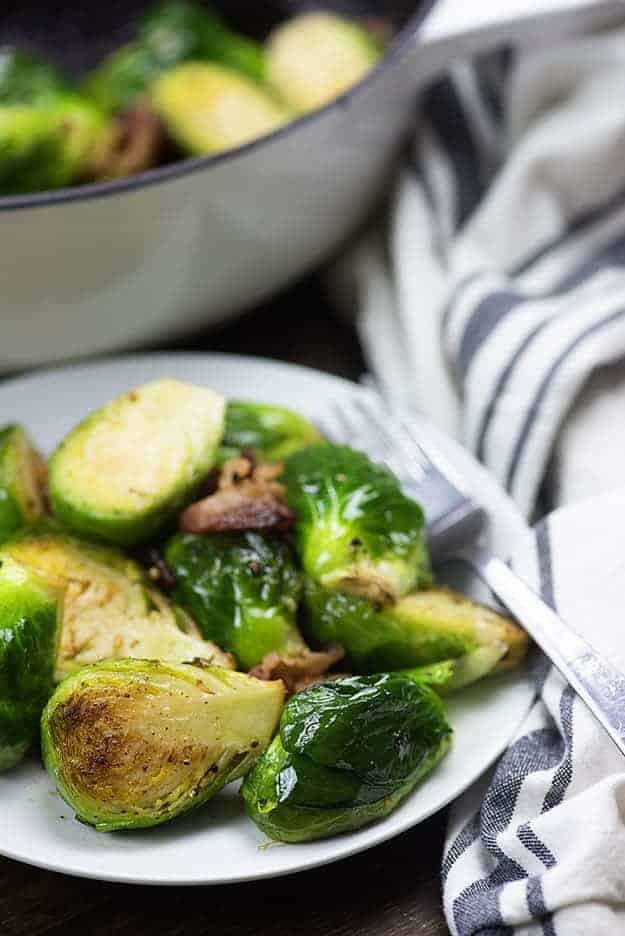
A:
[343, 19, 625, 936]
[349, 23, 625, 518]
[443, 490, 625, 935]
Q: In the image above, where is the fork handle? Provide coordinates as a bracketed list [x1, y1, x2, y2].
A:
[466, 545, 625, 758]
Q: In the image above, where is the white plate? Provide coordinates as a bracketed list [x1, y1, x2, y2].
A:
[0, 353, 535, 885]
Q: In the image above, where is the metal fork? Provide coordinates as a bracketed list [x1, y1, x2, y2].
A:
[319, 390, 625, 758]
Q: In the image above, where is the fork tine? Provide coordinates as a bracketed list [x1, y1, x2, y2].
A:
[351, 394, 429, 482]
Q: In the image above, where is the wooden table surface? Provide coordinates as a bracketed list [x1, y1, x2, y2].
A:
[0, 277, 449, 936]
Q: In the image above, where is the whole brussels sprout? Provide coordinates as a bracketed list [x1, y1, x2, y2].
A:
[83, 0, 265, 115]
[1, 529, 233, 681]
[242, 672, 451, 842]
[0, 556, 60, 771]
[219, 401, 321, 464]
[0, 425, 46, 544]
[283, 443, 430, 604]
[265, 12, 382, 114]
[165, 531, 306, 669]
[0, 49, 109, 195]
[42, 659, 285, 831]
[48, 379, 225, 546]
[304, 581, 527, 677]
[152, 62, 288, 156]
[0, 107, 71, 194]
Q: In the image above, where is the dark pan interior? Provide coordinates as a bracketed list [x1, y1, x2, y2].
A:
[1, 1, 424, 76]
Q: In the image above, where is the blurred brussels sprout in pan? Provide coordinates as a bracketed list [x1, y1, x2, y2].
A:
[83, 0, 265, 115]
[48, 379, 225, 547]
[304, 581, 527, 677]
[242, 672, 451, 842]
[0, 48, 67, 106]
[152, 62, 288, 156]
[0, 425, 46, 544]
[165, 531, 305, 670]
[0, 529, 233, 681]
[265, 12, 382, 114]
[42, 659, 285, 831]
[141, 1, 266, 84]
[0, 556, 60, 771]
[219, 401, 321, 464]
[283, 443, 430, 604]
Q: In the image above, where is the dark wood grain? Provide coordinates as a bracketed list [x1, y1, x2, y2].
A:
[0, 276, 449, 936]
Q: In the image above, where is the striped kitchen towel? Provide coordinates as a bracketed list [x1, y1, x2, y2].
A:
[346, 20, 625, 936]
[353, 23, 625, 517]
[442, 491, 625, 935]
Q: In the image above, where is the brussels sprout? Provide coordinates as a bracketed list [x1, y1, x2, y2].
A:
[283, 443, 430, 604]
[42, 658, 285, 831]
[0, 530, 232, 681]
[152, 63, 288, 156]
[165, 531, 307, 669]
[0, 556, 60, 771]
[265, 12, 381, 114]
[83, 1, 265, 115]
[304, 580, 527, 676]
[141, 1, 265, 84]
[0, 48, 67, 106]
[0, 425, 46, 543]
[48, 379, 225, 546]
[0, 48, 108, 194]
[82, 44, 160, 116]
[219, 401, 321, 464]
[0, 96, 107, 196]
[242, 672, 451, 842]
[0, 107, 69, 194]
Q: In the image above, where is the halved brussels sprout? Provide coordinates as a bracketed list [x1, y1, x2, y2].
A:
[219, 401, 321, 464]
[152, 62, 288, 156]
[265, 12, 381, 114]
[0, 425, 46, 543]
[0, 530, 232, 681]
[283, 443, 430, 604]
[49, 379, 225, 546]
[83, 0, 265, 115]
[0, 556, 60, 771]
[242, 672, 451, 842]
[304, 580, 527, 676]
[165, 531, 306, 669]
[42, 659, 285, 831]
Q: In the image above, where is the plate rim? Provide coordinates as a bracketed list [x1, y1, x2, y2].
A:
[0, 351, 535, 885]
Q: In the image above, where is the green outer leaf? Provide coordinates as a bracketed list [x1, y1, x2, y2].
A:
[82, 0, 266, 114]
[140, 1, 266, 84]
[165, 531, 306, 669]
[283, 443, 430, 603]
[280, 674, 450, 784]
[0, 425, 44, 544]
[220, 401, 321, 463]
[242, 674, 451, 843]
[0, 556, 60, 771]
[41, 659, 284, 831]
[0, 48, 67, 106]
